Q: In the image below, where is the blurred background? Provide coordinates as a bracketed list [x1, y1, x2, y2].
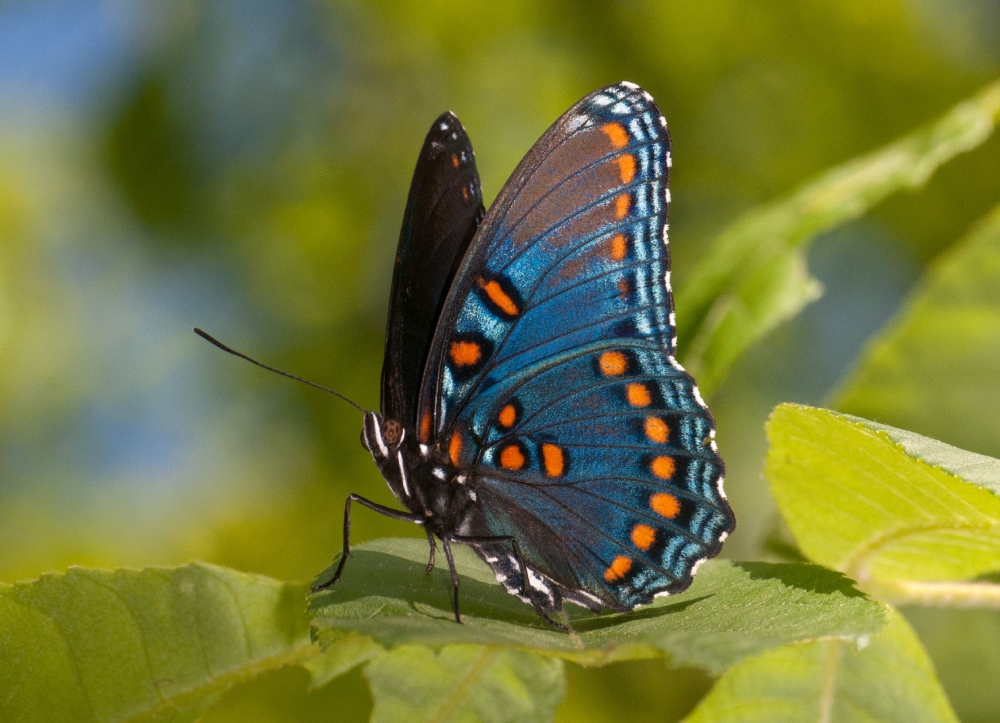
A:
[2, 1, 999, 721]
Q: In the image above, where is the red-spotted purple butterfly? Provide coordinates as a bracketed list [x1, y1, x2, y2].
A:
[198, 82, 734, 629]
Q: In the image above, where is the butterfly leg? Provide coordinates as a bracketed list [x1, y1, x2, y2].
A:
[449, 534, 568, 631]
[311, 493, 422, 592]
[424, 528, 437, 574]
[441, 537, 462, 624]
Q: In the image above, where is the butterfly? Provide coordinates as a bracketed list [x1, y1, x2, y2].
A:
[314, 82, 734, 629]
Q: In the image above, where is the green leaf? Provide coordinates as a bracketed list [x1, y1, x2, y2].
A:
[308, 538, 885, 674]
[682, 608, 959, 723]
[365, 645, 565, 723]
[676, 78, 1000, 397]
[0, 562, 344, 723]
[302, 631, 384, 689]
[903, 606, 1000, 723]
[765, 404, 1000, 591]
[837, 202, 1000, 459]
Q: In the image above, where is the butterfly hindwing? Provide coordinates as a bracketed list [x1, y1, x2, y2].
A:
[415, 83, 734, 611]
[476, 359, 730, 609]
[381, 112, 485, 430]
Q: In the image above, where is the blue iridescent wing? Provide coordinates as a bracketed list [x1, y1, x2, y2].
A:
[420, 83, 734, 612]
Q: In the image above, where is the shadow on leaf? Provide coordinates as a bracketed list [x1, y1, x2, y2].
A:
[733, 562, 867, 598]
[570, 596, 712, 632]
[308, 548, 545, 627]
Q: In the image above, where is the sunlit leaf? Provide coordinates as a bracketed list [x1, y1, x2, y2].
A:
[682, 608, 958, 723]
[765, 404, 1000, 591]
[365, 645, 564, 723]
[837, 202, 1000, 458]
[308, 538, 885, 674]
[0, 563, 340, 723]
[676, 78, 1000, 397]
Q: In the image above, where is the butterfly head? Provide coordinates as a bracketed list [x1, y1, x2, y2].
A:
[360, 410, 444, 518]
[360, 412, 405, 461]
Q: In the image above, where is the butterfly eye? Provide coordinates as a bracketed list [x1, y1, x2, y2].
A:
[382, 418, 403, 446]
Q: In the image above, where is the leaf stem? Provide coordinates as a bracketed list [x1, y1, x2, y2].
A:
[817, 639, 841, 723]
[868, 579, 1000, 608]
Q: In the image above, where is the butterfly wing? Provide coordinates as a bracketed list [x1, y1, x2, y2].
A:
[420, 83, 734, 612]
[381, 112, 485, 429]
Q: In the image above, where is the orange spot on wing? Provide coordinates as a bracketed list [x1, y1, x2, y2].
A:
[626, 382, 651, 407]
[451, 153, 459, 167]
[420, 410, 432, 443]
[645, 417, 669, 444]
[631, 524, 656, 551]
[477, 278, 519, 316]
[449, 431, 462, 467]
[599, 351, 628, 376]
[601, 123, 629, 149]
[604, 555, 633, 582]
[651, 456, 676, 480]
[500, 444, 525, 470]
[614, 193, 631, 219]
[616, 154, 636, 184]
[461, 187, 469, 201]
[610, 233, 627, 261]
[498, 404, 517, 429]
[650, 492, 680, 518]
[450, 340, 481, 367]
[541, 444, 565, 477]
[618, 278, 630, 301]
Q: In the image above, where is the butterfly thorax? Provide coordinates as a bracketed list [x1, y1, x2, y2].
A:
[361, 411, 476, 538]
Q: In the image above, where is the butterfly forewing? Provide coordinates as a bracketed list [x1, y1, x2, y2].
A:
[381, 112, 485, 430]
[415, 83, 734, 611]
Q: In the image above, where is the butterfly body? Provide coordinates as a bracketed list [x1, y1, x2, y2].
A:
[321, 82, 735, 626]
[361, 411, 475, 538]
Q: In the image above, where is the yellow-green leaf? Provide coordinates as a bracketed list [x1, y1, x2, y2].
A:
[682, 608, 958, 723]
[765, 404, 1000, 590]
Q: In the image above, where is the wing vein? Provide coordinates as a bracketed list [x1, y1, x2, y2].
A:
[530, 485, 686, 585]
[473, 470, 729, 515]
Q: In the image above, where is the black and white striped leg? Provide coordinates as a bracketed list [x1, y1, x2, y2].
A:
[424, 528, 437, 574]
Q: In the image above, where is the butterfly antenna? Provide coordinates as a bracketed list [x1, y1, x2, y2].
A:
[193, 328, 368, 414]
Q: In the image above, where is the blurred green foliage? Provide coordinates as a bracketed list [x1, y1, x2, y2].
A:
[837, 202, 1000, 457]
[3, 0, 1000, 721]
[904, 606, 1000, 723]
[678, 78, 1000, 396]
